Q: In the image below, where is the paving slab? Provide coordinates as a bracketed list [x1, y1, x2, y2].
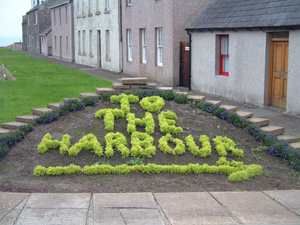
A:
[211, 192, 300, 224]
[277, 135, 300, 143]
[31, 108, 52, 116]
[0, 128, 10, 134]
[0, 122, 28, 130]
[291, 142, 300, 150]
[264, 190, 300, 214]
[47, 103, 63, 110]
[15, 208, 88, 225]
[122, 77, 148, 85]
[95, 87, 116, 94]
[261, 125, 285, 136]
[0, 192, 29, 219]
[248, 117, 270, 127]
[158, 87, 173, 92]
[120, 209, 164, 225]
[93, 192, 157, 209]
[25, 193, 91, 209]
[15, 115, 39, 123]
[235, 110, 254, 119]
[0, 210, 21, 225]
[154, 192, 237, 225]
[94, 208, 125, 225]
[206, 100, 222, 105]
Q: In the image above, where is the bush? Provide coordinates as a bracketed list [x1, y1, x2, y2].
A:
[158, 134, 185, 155]
[158, 111, 183, 135]
[139, 96, 165, 113]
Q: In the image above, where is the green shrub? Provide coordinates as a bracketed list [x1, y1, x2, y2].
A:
[158, 111, 183, 135]
[95, 108, 124, 131]
[131, 132, 156, 157]
[140, 96, 165, 113]
[68, 134, 103, 157]
[104, 132, 130, 158]
[158, 134, 185, 155]
[185, 135, 211, 157]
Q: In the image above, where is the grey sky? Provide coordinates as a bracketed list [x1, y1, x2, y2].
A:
[0, 0, 31, 38]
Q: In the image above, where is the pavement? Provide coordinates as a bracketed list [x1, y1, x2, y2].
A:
[1, 191, 300, 225]
[2, 50, 298, 224]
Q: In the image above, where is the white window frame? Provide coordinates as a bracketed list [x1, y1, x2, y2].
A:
[106, 30, 110, 59]
[59, 8, 62, 25]
[128, 0, 132, 6]
[105, 0, 110, 10]
[127, 29, 132, 61]
[65, 6, 68, 24]
[78, 31, 81, 54]
[141, 29, 146, 64]
[66, 36, 69, 54]
[156, 28, 163, 66]
[53, 10, 56, 25]
[34, 11, 38, 25]
[83, 30, 86, 54]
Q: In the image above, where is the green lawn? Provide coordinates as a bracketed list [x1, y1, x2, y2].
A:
[0, 48, 112, 123]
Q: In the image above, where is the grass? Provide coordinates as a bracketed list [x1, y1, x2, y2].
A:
[0, 49, 112, 123]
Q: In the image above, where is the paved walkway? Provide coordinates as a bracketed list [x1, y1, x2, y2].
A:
[1, 191, 300, 224]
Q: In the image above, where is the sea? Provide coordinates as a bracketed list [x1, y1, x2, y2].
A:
[0, 36, 22, 47]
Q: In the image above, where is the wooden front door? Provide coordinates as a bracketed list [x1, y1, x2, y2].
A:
[269, 34, 289, 108]
[180, 42, 190, 87]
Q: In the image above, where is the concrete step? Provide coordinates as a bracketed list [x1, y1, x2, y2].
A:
[145, 83, 157, 89]
[278, 135, 300, 143]
[0, 122, 28, 130]
[206, 100, 222, 105]
[290, 142, 300, 150]
[31, 108, 53, 116]
[236, 111, 254, 119]
[187, 95, 205, 103]
[95, 88, 116, 94]
[15, 115, 39, 123]
[63, 98, 80, 103]
[47, 103, 63, 110]
[261, 125, 285, 136]
[113, 83, 130, 90]
[122, 77, 148, 85]
[158, 87, 173, 92]
[248, 117, 270, 127]
[220, 105, 238, 112]
[173, 90, 189, 95]
[78, 93, 100, 99]
[0, 128, 10, 135]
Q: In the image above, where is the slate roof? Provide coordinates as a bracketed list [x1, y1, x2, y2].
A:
[50, 0, 72, 8]
[187, 0, 300, 31]
[40, 26, 52, 36]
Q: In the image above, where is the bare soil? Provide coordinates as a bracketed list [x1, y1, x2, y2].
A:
[0, 100, 299, 193]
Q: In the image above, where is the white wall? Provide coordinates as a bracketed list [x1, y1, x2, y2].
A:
[191, 31, 267, 107]
[74, 0, 121, 72]
[287, 30, 300, 115]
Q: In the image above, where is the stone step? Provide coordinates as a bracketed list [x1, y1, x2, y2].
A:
[158, 87, 173, 92]
[248, 117, 270, 127]
[15, 115, 39, 123]
[220, 105, 238, 112]
[236, 111, 254, 119]
[47, 103, 63, 110]
[63, 98, 80, 103]
[277, 135, 300, 143]
[145, 83, 157, 89]
[261, 125, 285, 136]
[173, 90, 188, 95]
[187, 95, 205, 103]
[95, 88, 116, 94]
[113, 83, 130, 90]
[31, 108, 53, 116]
[0, 122, 28, 130]
[78, 93, 100, 99]
[290, 142, 300, 150]
[122, 77, 148, 85]
[0, 128, 10, 135]
[206, 100, 222, 105]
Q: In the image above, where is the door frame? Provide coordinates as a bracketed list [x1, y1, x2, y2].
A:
[179, 41, 190, 88]
[267, 32, 289, 107]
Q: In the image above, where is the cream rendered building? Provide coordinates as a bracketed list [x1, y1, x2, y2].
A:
[74, 0, 121, 72]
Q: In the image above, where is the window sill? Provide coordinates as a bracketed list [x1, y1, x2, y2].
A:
[216, 74, 229, 77]
[89, 54, 94, 58]
[77, 15, 81, 19]
[88, 13, 93, 17]
[106, 56, 111, 61]
[104, 9, 110, 14]
[82, 14, 86, 18]
[95, 11, 101, 15]
[83, 52, 87, 56]
[78, 52, 82, 56]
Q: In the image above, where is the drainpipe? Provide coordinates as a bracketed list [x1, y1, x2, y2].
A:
[186, 29, 192, 91]
[119, 0, 123, 74]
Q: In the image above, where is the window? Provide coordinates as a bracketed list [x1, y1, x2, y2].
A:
[106, 30, 110, 59]
[156, 28, 163, 66]
[140, 29, 146, 63]
[82, 0, 85, 16]
[89, 30, 93, 55]
[127, 29, 132, 61]
[88, 0, 92, 16]
[66, 36, 68, 54]
[55, 36, 57, 51]
[96, 0, 100, 14]
[77, 0, 80, 16]
[59, 8, 62, 25]
[219, 35, 229, 76]
[105, 0, 110, 11]
[34, 11, 38, 25]
[65, 6, 68, 24]
[54, 10, 56, 25]
[83, 30, 86, 54]
[78, 31, 81, 54]
[28, 14, 30, 26]
[128, 0, 132, 6]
